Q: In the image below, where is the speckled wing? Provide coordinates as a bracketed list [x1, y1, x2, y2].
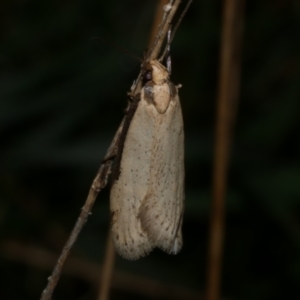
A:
[110, 77, 184, 260]
[110, 92, 156, 260]
[139, 82, 184, 254]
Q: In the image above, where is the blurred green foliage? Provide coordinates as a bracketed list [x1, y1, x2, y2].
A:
[1, 0, 300, 299]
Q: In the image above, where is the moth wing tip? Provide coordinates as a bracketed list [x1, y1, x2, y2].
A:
[111, 233, 153, 260]
[116, 246, 152, 260]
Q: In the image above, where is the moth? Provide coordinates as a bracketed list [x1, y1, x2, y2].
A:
[110, 60, 184, 260]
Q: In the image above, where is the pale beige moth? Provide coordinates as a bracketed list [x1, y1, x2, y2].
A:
[110, 60, 184, 260]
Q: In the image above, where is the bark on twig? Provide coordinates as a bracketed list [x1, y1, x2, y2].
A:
[2, 240, 204, 300]
[148, 0, 170, 47]
[130, 0, 183, 94]
[40, 1, 185, 299]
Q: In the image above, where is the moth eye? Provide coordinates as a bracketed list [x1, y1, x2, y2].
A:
[143, 70, 152, 82]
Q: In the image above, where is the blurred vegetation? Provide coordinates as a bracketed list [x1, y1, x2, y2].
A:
[1, 0, 300, 299]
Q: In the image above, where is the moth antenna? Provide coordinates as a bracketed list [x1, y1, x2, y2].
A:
[90, 36, 142, 63]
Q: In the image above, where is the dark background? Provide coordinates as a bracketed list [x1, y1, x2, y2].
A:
[1, 1, 300, 299]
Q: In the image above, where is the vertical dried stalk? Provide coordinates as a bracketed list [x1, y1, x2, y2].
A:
[147, 0, 181, 61]
[98, 235, 115, 300]
[206, 1, 245, 300]
[148, 0, 170, 47]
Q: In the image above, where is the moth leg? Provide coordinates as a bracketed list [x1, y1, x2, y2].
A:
[166, 29, 172, 74]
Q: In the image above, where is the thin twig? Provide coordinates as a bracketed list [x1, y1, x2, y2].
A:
[131, 0, 182, 94]
[148, 0, 170, 48]
[206, 1, 245, 300]
[40, 2, 186, 300]
[2, 240, 204, 300]
[147, 0, 181, 61]
[40, 143, 118, 300]
[160, 0, 193, 62]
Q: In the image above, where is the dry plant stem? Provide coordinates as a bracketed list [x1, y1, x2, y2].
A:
[40, 160, 114, 300]
[148, 0, 169, 47]
[40, 2, 184, 300]
[3, 240, 204, 300]
[40, 119, 125, 300]
[206, 1, 245, 300]
[131, 0, 181, 94]
[147, 0, 181, 61]
[98, 235, 115, 300]
[160, 0, 192, 61]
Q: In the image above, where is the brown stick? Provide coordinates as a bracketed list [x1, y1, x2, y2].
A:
[147, 0, 181, 61]
[148, 0, 169, 47]
[131, 0, 182, 94]
[2, 240, 203, 300]
[206, 1, 245, 300]
[98, 235, 115, 300]
[40, 2, 185, 300]
[40, 151, 116, 300]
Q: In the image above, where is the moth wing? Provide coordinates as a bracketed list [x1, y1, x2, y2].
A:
[139, 89, 184, 254]
[110, 97, 156, 260]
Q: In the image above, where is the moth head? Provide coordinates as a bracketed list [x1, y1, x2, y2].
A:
[142, 60, 169, 85]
